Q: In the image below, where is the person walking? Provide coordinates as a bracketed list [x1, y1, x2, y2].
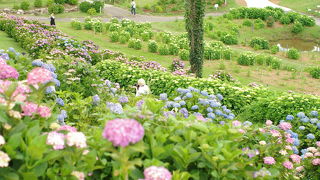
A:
[50, 13, 55, 26]
[131, 0, 136, 15]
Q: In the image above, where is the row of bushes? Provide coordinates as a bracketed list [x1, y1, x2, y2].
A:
[79, 0, 104, 14]
[14, 0, 78, 10]
[95, 59, 320, 121]
[226, 7, 316, 27]
[237, 52, 282, 69]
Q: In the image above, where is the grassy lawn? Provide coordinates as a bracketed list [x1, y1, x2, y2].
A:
[0, 31, 24, 52]
[57, 21, 320, 95]
[277, 0, 320, 17]
[0, 0, 25, 9]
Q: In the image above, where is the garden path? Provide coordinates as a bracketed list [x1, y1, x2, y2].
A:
[24, 3, 320, 26]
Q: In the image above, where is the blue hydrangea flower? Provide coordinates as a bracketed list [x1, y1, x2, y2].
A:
[191, 105, 199, 110]
[1, 53, 9, 60]
[310, 118, 318, 124]
[216, 94, 223, 101]
[317, 122, 320, 129]
[51, 72, 58, 79]
[56, 98, 64, 106]
[45, 86, 56, 94]
[206, 107, 213, 113]
[159, 93, 168, 101]
[164, 111, 175, 118]
[292, 146, 299, 154]
[173, 103, 181, 108]
[136, 100, 144, 109]
[8, 47, 15, 52]
[179, 101, 186, 106]
[208, 95, 216, 99]
[174, 97, 181, 101]
[188, 87, 195, 91]
[229, 113, 235, 118]
[300, 117, 309, 123]
[279, 120, 285, 123]
[47, 64, 56, 72]
[297, 112, 306, 118]
[179, 108, 189, 118]
[57, 114, 65, 125]
[215, 110, 223, 116]
[219, 121, 225, 125]
[165, 101, 174, 108]
[298, 126, 305, 130]
[200, 91, 208, 96]
[291, 133, 298, 139]
[243, 121, 252, 127]
[193, 88, 200, 93]
[92, 95, 100, 105]
[306, 133, 315, 139]
[105, 80, 112, 87]
[185, 93, 193, 98]
[310, 111, 318, 117]
[227, 115, 234, 120]
[118, 96, 129, 103]
[210, 102, 219, 108]
[301, 149, 307, 155]
[110, 88, 117, 94]
[286, 115, 294, 121]
[61, 110, 67, 118]
[52, 79, 60, 87]
[207, 112, 215, 119]
[224, 109, 231, 114]
[106, 102, 123, 114]
[32, 60, 44, 67]
[293, 139, 300, 146]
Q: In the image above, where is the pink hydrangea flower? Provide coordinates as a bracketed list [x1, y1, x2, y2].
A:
[37, 105, 51, 118]
[290, 154, 301, 163]
[305, 153, 313, 158]
[283, 161, 293, 169]
[102, 119, 144, 147]
[232, 120, 241, 127]
[0, 64, 19, 80]
[66, 132, 87, 148]
[46, 131, 65, 150]
[307, 147, 317, 153]
[0, 58, 6, 65]
[317, 141, 320, 147]
[144, 166, 172, 180]
[296, 166, 304, 172]
[27, 67, 52, 85]
[0, 80, 12, 93]
[266, 120, 273, 126]
[312, 158, 320, 165]
[238, 129, 246, 133]
[0, 135, 5, 146]
[269, 130, 281, 137]
[263, 157, 276, 165]
[21, 102, 38, 116]
[286, 138, 294, 144]
[0, 150, 10, 167]
[58, 125, 77, 132]
[278, 122, 292, 131]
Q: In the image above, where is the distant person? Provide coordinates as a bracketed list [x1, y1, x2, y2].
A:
[135, 79, 150, 97]
[50, 13, 55, 26]
[131, 0, 136, 15]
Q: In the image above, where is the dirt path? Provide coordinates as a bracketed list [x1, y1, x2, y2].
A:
[23, 3, 320, 26]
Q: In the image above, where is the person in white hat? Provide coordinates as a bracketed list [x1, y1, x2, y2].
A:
[135, 79, 150, 96]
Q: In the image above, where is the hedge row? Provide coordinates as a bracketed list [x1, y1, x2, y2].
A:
[95, 60, 320, 121]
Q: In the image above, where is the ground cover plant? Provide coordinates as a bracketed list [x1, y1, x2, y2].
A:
[0, 13, 320, 179]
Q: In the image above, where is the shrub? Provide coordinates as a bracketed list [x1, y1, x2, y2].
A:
[242, 19, 252, 27]
[108, 23, 121, 32]
[141, 32, 151, 41]
[54, 0, 65, 4]
[66, 0, 78, 5]
[309, 67, 320, 79]
[148, 40, 158, 53]
[179, 49, 189, 61]
[254, 19, 265, 29]
[92, 0, 104, 13]
[48, 4, 65, 14]
[133, 39, 142, 50]
[20, 1, 30, 10]
[119, 31, 131, 44]
[110, 32, 119, 42]
[287, 48, 300, 60]
[34, 0, 43, 8]
[237, 53, 255, 66]
[71, 20, 82, 30]
[158, 44, 170, 55]
[209, 71, 236, 82]
[249, 37, 269, 50]
[47, 0, 54, 6]
[280, 15, 291, 25]
[291, 22, 304, 34]
[266, 16, 274, 27]
[13, 4, 20, 10]
[270, 45, 279, 54]
[153, 5, 163, 13]
[168, 43, 179, 55]
[87, 8, 97, 15]
[220, 34, 238, 45]
[297, 15, 315, 27]
[79, 1, 91, 13]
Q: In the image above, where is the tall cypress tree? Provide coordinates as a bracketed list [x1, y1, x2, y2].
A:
[185, 0, 205, 78]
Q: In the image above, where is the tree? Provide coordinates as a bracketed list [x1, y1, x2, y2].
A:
[185, 0, 205, 78]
